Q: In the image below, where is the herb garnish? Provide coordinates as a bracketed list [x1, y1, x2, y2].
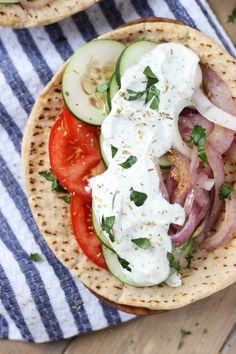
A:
[119, 155, 137, 169]
[167, 252, 180, 273]
[63, 195, 71, 204]
[218, 183, 232, 200]
[178, 329, 192, 350]
[125, 66, 160, 110]
[117, 255, 131, 272]
[29, 253, 42, 262]
[130, 187, 147, 207]
[96, 82, 109, 93]
[131, 238, 151, 249]
[39, 170, 67, 193]
[190, 125, 208, 166]
[179, 237, 195, 269]
[111, 144, 118, 158]
[228, 6, 236, 23]
[101, 216, 115, 242]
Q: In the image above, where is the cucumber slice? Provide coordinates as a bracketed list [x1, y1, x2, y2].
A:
[92, 209, 112, 249]
[159, 154, 171, 169]
[0, 0, 19, 2]
[107, 73, 119, 110]
[102, 244, 140, 287]
[62, 39, 125, 126]
[116, 40, 157, 87]
[99, 134, 109, 167]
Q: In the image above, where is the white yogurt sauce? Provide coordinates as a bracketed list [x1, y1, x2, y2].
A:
[91, 43, 202, 287]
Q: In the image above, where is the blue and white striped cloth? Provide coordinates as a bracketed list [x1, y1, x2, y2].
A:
[0, 0, 235, 343]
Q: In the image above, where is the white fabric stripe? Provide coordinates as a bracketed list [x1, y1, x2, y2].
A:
[1, 29, 43, 100]
[76, 282, 108, 330]
[147, 0, 174, 19]
[118, 310, 135, 322]
[0, 304, 23, 341]
[0, 71, 27, 131]
[115, 0, 140, 22]
[200, 0, 236, 55]
[29, 28, 64, 75]
[0, 180, 79, 338]
[180, 0, 223, 43]
[0, 129, 22, 184]
[0, 238, 48, 342]
[86, 4, 112, 36]
[57, 20, 84, 53]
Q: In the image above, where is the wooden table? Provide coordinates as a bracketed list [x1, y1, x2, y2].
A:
[2, 1, 236, 353]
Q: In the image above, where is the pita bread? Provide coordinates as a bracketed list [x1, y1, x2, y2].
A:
[22, 18, 236, 311]
[0, 0, 99, 28]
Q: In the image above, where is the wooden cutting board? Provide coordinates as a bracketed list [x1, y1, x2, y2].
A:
[1, 1, 236, 353]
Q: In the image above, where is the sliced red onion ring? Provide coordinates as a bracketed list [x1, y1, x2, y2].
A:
[189, 146, 199, 185]
[184, 189, 197, 216]
[171, 202, 202, 244]
[201, 197, 236, 250]
[165, 168, 177, 200]
[20, 0, 51, 9]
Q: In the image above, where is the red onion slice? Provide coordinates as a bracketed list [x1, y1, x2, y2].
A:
[201, 197, 236, 250]
[20, 0, 51, 9]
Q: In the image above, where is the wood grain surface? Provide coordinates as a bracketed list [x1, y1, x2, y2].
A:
[1, 1, 236, 353]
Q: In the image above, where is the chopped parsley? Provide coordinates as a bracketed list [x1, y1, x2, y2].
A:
[125, 66, 160, 110]
[190, 125, 208, 166]
[179, 237, 195, 269]
[29, 253, 42, 262]
[218, 183, 232, 200]
[178, 329, 192, 350]
[167, 252, 180, 273]
[111, 144, 118, 158]
[119, 155, 137, 169]
[228, 6, 236, 23]
[101, 216, 115, 242]
[131, 238, 151, 249]
[117, 255, 131, 272]
[130, 187, 147, 207]
[96, 82, 109, 93]
[63, 195, 71, 204]
[39, 170, 67, 193]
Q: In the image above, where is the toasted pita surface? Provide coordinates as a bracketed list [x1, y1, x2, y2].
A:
[0, 0, 99, 28]
[22, 19, 236, 311]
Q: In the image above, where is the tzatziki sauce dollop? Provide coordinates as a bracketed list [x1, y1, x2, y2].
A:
[91, 43, 202, 287]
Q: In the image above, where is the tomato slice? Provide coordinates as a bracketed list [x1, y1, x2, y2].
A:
[70, 194, 107, 269]
[49, 110, 101, 200]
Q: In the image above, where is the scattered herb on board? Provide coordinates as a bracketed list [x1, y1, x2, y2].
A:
[190, 125, 208, 166]
[101, 216, 115, 242]
[29, 253, 42, 262]
[228, 6, 236, 23]
[178, 329, 192, 350]
[131, 238, 151, 249]
[117, 255, 131, 272]
[130, 188, 148, 207]
[119, 155, 137, 169]
[218, 183, 232, 200]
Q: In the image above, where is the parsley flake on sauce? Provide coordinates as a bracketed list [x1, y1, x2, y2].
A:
[130, 188, 147, 207]
[218, 183, 232, 200]
[190, 125, 208, 166]
[101, 216, 115, 242]
[117, 255, 131, 272]
[131, 238, 151, 249]
[119, 155, 137, 169]
[111, 144, 118, 158]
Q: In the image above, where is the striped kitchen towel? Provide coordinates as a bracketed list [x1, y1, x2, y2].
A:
[0, 0, 235, 343]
